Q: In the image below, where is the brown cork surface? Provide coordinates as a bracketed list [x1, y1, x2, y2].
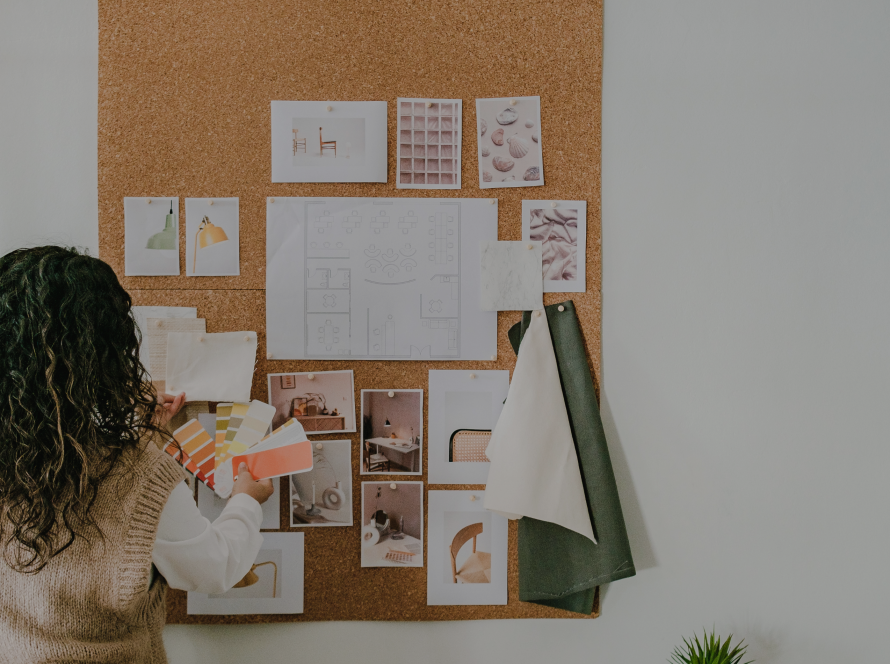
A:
[104, 0, 602, 623]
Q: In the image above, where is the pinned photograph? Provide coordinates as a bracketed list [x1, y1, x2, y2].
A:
[522, 200, 587, 293]
[271, 101, 387, 183]
[396, 98, 462, 189]
[427, 370, 510, 484]
[290, 440, 353, 527]
[267, 370, 356, 434]
[360, 389, 423, 475]
[187, 533, 304, 615]
[184, 198, 239, 276]
[124, 197, 180, 276]
[361, 482, 423, 568]
[427, 491, 508, 605]
[475, 96, 544, 189]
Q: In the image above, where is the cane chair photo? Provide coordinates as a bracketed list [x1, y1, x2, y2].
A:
[449, 522, 491, 584]
[448, 430, 492, 462]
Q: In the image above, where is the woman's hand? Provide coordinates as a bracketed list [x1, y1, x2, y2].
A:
[231, 462, 275, 505]
[155, 392, 186, 427]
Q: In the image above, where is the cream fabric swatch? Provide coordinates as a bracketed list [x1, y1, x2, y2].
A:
[146, 318, 206, 392]
[483, 310, 596, 543]
[165, 332, 257, 403]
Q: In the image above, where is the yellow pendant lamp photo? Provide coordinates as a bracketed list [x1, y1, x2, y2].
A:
[192, 215, 229, 274]
[232, 560, 278, 598]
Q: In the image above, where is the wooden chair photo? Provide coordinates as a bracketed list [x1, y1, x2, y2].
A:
[450, 522, 491, 584]
[320, 127, 336, 157]
[292, 128, 306, 154]
[364, 440, 390, 473]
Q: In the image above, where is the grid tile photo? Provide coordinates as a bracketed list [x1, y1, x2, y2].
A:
[397, 99, 462, 189]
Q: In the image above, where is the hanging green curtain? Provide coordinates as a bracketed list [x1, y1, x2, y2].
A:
[508, 300, 635, 614]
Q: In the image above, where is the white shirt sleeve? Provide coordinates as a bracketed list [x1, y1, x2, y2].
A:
[151, 481, 264, 594]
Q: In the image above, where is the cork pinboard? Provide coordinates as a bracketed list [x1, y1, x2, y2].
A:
[98, 0, 603, 622]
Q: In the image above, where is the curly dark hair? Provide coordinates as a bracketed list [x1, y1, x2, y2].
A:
[0, 246, 163, 573]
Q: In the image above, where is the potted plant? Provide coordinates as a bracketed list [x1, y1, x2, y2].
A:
[669, 629, 753, 664]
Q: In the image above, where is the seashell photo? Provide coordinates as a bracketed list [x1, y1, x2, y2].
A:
[507, 134, 530, 159]
[496, 107, 518, 125]
[481, 146, 490, 157]
[491, 128, 504, 146]
[523, 166, 540, 181]
[480, 119, 487, 137]
[502, 175, 516, 181]
[492, 155, 514, 172]
[532, 133, 539, 143]
[525, 118, 535, 128]
[483, 170, 493, 182]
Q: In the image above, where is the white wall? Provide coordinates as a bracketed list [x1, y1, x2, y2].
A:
[0, 0, 98, 255]
[2, 0, 888, 661]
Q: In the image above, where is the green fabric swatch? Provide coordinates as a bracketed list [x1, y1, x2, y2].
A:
[509, 301, 635, 614]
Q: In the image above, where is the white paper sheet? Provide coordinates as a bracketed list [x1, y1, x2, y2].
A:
[522, 200, 587, 293]
[479, 241, 544, 311]
[145, 318, 206, 391]
[271, 101, 388, 183]
[165, 331, 257, 403]
[427, 491, 508, 605]
[484, 310, 596, 543]
[132, 306, 197, 371]
[187, 533, 303, 615]
[427, 370, 510, 484]
[476, 96, 544, 189]
[124, 197, 180, 276]
[289, 440, 353, 527]
[266, 197, 498, 360]
[184, 198, 240, 276]
[396, 98, 462, 190]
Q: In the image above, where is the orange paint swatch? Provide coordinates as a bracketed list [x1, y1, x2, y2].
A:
[231, 439, 313, 481]
[167, 419, 217, 488]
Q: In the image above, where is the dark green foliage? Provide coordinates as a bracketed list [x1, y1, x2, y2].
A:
[669, 629, 753, 664]
[0, 246, 161, 573]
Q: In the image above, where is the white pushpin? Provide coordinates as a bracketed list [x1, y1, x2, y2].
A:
[390, 483, 397, 490]
[155, 320, 162, 327]
[208, 200, 214, 206]
[469, 373, 476, 379]
[551, 201, 558, 208]
[244, 335, 250, 342]
[491, 354, 496, 361]
[168, 385, 175, 392]
[326, 105, 333, 112]
[146, 198, 152, 204]
[535, 311, 542, 318]
[388, 391, 395, 398]
[267, 353, 274, 359]
[307, 373, 315, 380]
[316, 443, 323, 450]
[198, 336, 205, 342]
[490, 199, 496, 204]
[470, 495, 477, 502]
[558, 305, 565, 312]
[527, 243, 534, 250]
[269, 197, 275, 203]
[509, 98, 517, 106]
[426, 102, 432, 108]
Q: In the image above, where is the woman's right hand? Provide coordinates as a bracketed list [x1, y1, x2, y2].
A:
[230, 463, 274, 505]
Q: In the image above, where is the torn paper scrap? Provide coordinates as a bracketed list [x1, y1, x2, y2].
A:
[165, 331, 257, 403]
[483, 309, 595, 543]
[146, 318, 206, 392]
[132, 306, 197, 371]
[479, 241, 544, 311]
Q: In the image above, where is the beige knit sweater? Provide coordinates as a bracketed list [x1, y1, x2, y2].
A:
[0, 441, 185, 664]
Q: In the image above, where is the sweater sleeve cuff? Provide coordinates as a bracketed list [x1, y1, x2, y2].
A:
[224, 493, 264, 527]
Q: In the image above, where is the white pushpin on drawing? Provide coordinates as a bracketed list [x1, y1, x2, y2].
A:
[208, 200, 214, 206]
[316, 443, 323, 450]
[551, 201, 558, 208]
[326, 105, 333, 112]
[146, 198, 151, 204]
[269, 198, 275, 204]
[469, 373, 476, 379]
[527, 244, 534, 250]
[509, 98, 517, 106]
[390, 483, 397, 490]
[388, 391, 395, 398]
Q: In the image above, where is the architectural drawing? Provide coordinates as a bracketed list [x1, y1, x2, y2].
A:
[267, 198, 497, 360]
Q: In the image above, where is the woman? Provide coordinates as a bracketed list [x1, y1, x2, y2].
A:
[0, 246, 272, 663]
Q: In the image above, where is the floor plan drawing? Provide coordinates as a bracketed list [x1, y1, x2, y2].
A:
[267, 198, 497, 360]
